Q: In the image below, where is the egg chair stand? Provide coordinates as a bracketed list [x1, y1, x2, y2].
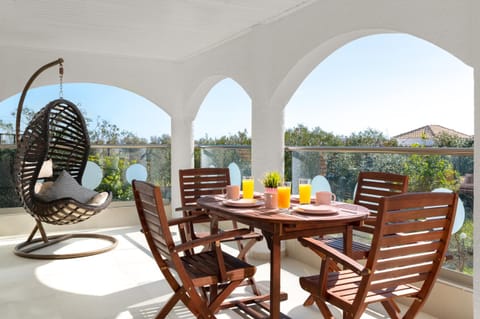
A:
[13, 58, 117, 259]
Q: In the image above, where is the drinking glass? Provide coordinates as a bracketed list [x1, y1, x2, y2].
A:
[298, 178, 312, 204]
[277, 181, 291, 209]
[242, 176, 254, 199]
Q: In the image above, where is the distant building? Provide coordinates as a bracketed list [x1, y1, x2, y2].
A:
[0, 133, 16, 145]
[393, 125, 472, 146]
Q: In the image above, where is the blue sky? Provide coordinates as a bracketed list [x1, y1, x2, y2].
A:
[0, 33, 473, 140]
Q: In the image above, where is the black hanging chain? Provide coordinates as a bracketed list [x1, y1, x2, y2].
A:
[59, 61, 64, 99]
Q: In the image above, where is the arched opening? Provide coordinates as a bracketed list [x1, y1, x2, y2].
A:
[194, 78, 252, 176]
[0, 83, 172, 206]
[285, 33, 473, 137]
[0, 83, 171, 140]
[284, 33, 474, 276]
[194, 78, 252, 140]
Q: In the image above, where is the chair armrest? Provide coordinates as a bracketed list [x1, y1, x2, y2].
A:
[299, 237, 368, 276]
[175, 228, 251, 253]
[175, 204, 203, 212]
[167, 214, 208, 227]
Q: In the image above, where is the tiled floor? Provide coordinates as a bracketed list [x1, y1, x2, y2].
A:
[0, 226, 437, 319]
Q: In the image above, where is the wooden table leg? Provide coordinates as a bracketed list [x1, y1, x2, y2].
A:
[262, 228, 281, 319]
[344, 225, 353, 257]
[272, 232, 282, 319]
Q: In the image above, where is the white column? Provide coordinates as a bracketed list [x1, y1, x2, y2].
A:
[474, 63, 480, 319]
[250, 100, 287, 259]
[251, 102, 285, 190]
[170, 114, 195, 217]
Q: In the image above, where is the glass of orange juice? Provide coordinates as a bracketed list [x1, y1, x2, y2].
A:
[298, 178, 312, 204]
[277, 181, 291, 210]
[242, 176, 254, 199]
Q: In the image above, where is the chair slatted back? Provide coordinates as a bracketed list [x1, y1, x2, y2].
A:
[354, 171, 409, 232]
[360, 192, 457, 302]
[179, 168, 230, 208]
[132, 180, 174, 265]
[178, 168, 231, 244]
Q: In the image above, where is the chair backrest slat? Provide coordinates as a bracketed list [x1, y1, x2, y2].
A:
[353, 172, 409, 231]
[179, 168, 230, 207]
[133, 180, 173, 264]
[378, 241, 441, 259]
[354, 172, 409, 215]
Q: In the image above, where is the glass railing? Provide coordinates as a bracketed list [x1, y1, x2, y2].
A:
[0, 144, 171, 208]
[1, 143, 474, 278]
[199, 145, 474, 279]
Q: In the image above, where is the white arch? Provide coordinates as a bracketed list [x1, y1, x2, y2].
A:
[271, 30, 471, 112]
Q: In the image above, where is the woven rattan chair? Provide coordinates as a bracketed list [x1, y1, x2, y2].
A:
[13, 59, 117, 259]
[299, 192, 458, 319]
[133, 180, 259, 319]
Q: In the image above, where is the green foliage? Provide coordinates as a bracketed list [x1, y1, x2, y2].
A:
[0, 149, 20, 207]
[285, 125, 343, 146]
[402, 145, 460, 192]
[197, 129, 251, 145]
[343, 128, 398, 146]
[434, 132, 473, 148]
[196, 130, 252, 175]
[89, 154, 135, 200]
[150, 134, 171, 144]
[89, 117, 148, 145]
[262, 171, 282, 188]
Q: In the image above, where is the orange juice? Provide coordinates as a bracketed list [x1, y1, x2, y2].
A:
[277, 182, 291, 209]
[299, 183, 312, 204]
[242, 177, 254, 199]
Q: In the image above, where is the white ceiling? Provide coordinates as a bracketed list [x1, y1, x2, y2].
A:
[0, 0, 315, 61]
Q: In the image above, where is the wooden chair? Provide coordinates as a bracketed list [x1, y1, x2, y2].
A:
[298, 191, 458, 319]
[177, 168, 264, 295]
[132, 180, 258, 319]
[323, 171, 409, 259]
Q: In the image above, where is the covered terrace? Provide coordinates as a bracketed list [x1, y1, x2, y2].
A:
[0, 1, 478, 318]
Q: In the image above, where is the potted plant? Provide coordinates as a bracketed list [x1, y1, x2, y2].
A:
[262, 171, 281, 193]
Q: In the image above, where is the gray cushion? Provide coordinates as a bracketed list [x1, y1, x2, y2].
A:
[36, 170, 98, 203]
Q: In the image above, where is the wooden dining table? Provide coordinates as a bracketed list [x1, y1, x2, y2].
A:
[197, 195, 369, 319]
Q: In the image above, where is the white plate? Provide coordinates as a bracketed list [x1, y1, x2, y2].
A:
[294, 204, 338, 215]
[222, 198, 263, 208]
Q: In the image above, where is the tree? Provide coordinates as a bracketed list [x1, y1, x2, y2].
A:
[88, 117, 147, 144]
[0, 119, 13, 133]
[343, 128, 398, 146]
[434, 132, 473, 148]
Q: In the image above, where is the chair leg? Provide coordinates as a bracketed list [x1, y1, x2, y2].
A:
[314, 298, 334, 318]
[155, 287, 186, 319]
[236, 237, 263, 296]
[237, 238, 258, 260]
[402, 298, 426, 319]
[208, 279, 243, 313]
[344, 305, 366, 319]
[381, 300, 401, 319]
[246, 276, 262, 296]
[303, 294, 315, 306]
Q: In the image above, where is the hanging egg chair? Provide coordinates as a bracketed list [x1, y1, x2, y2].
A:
[13, 58, 117, 259]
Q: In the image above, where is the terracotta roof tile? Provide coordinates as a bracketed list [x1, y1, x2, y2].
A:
[393, 125, 471, 139]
